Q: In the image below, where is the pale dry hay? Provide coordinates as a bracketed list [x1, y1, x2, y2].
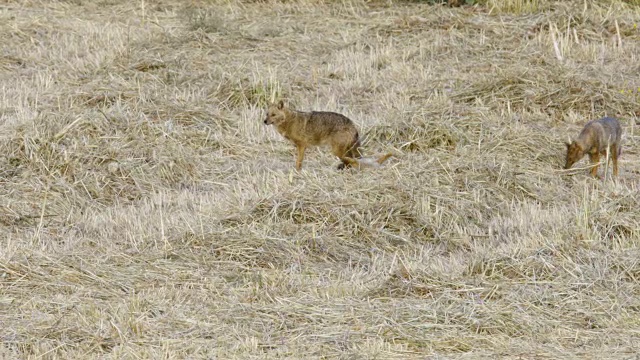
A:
[1, 0, 640, 358]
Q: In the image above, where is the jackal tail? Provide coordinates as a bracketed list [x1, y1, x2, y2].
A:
[343, 152, 395, 169]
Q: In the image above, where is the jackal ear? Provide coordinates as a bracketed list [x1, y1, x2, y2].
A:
[565, 136, 573, 148]
[277, 100, 284, 110]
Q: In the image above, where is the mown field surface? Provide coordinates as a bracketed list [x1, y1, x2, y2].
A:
[1, 0, 640, 358]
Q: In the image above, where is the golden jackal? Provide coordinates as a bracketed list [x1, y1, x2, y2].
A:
[564, 116, 622, 177]
[264, 100, 362, 170]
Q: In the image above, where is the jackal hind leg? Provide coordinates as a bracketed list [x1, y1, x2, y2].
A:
[611, 144, 619, 177]
[347, 143, 362, 159]
[588, 152, 600, 178]
[332, 143, 351, 170]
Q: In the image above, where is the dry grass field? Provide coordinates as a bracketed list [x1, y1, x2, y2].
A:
[1, 0, 640, 358]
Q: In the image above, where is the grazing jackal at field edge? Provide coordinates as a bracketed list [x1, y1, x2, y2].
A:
[264, 100, 362, 170]
[565, 116, 622, 178]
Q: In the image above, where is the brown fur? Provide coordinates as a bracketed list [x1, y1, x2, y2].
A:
[264, 100, 362, 170]
[564, 116, 622, 178]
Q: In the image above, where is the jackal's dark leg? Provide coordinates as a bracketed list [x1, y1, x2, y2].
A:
[588, 152, 600, 178]
[347, 143, 362, 159]
[611, 145, 619, 177]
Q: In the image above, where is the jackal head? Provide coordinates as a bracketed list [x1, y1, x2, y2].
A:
[264, 100, 286, 125]
[564, 141, 584, 169]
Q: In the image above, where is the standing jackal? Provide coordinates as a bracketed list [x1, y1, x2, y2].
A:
[564, 116, 622, 177]
[264, 100, 362, 170]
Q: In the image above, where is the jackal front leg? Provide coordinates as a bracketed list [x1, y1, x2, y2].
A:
[295, 143, 306, 170]
[588, 152, 600, 178]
